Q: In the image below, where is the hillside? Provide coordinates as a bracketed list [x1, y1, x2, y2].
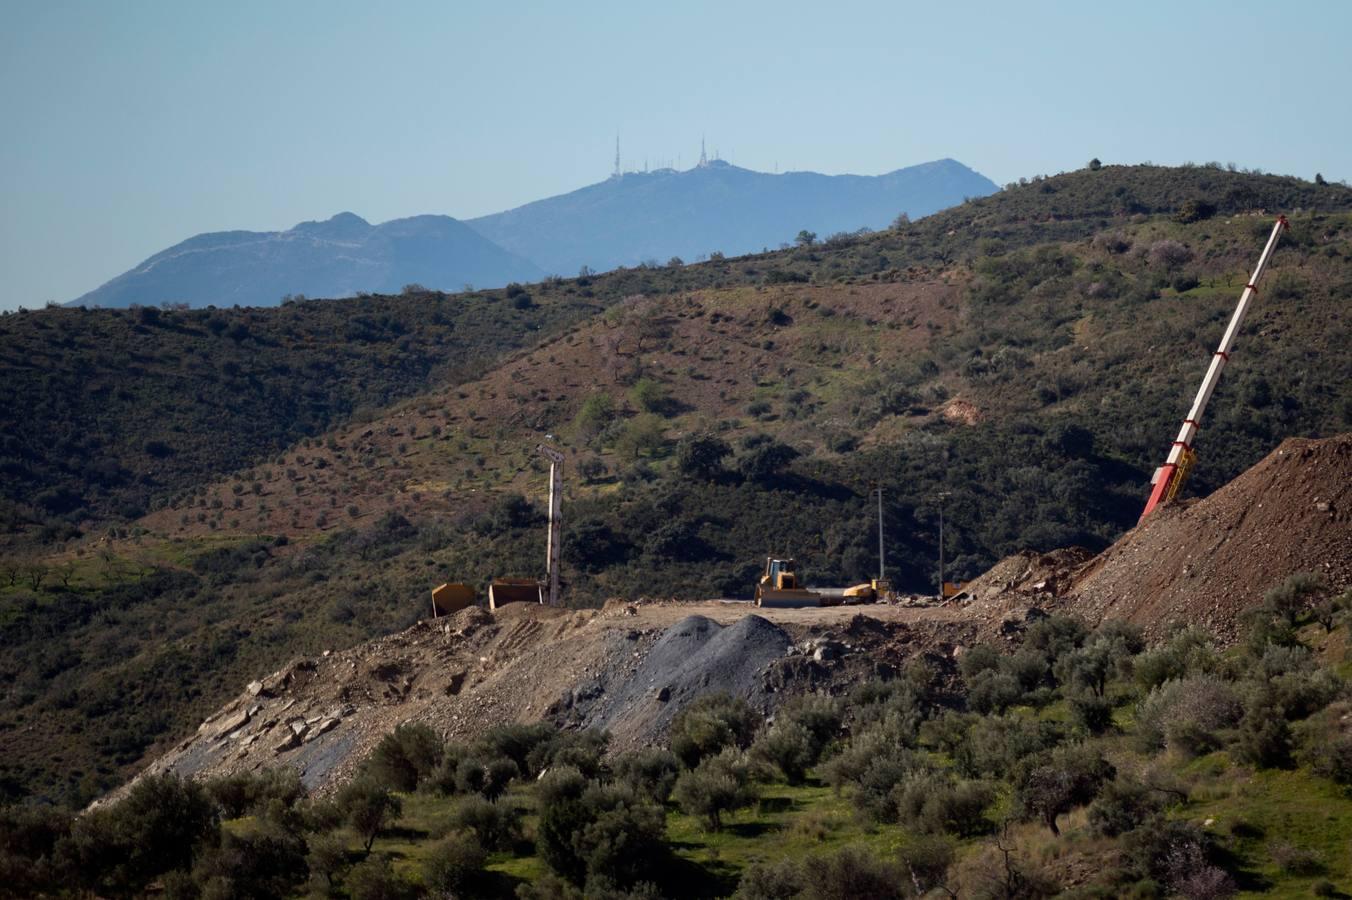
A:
[68, 212, 545, 309]
[468, 157, 998, 274]
[3, 163, 1352, 805]
[66, 436, 1352, 898]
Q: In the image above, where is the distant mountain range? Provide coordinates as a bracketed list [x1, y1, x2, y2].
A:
[468, 158, 999, 275]
[69, 213, 545, 309]
[68, 158, 998, 308]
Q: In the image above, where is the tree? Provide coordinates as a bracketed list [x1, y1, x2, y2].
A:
[670, 693, 759, 768]
[673, 750, 757, 831]
[676, 435, 731, 481]
[737, 440, 799, 483]
[1016, 748, 1114, 836]
[422, 830, 487, 896]
[366, 723, 443, 792]
[1088, 158, 1102, 171]
[613, 748, 680, 804]
[892, 212, 911, 230]
[61, 774, 219, 896]
[337, 778, 401, 852]
[615, 414, 667, 460]
[575, 394, 617, 440]
[629, 377, 671, 415]
[795, 230, 817, 247]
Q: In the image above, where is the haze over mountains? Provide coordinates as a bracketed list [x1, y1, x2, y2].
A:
[67, 158, 997, 309]
[467, 157, 999, 275]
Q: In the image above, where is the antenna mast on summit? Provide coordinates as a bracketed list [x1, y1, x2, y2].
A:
[613, 135, 621, 178]
[699, 136, 707, 168]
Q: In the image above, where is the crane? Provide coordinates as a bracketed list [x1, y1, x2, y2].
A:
[1140, 215, 1288, 521]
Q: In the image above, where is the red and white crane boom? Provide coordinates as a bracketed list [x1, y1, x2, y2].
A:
[1140, 215, 1288, 521]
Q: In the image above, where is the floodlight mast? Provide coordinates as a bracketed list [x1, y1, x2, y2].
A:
[1140, 216, 1288, 521]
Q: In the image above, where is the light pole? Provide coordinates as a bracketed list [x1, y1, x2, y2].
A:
[935, 491, 951, 598]
[875, 486, 885, 581]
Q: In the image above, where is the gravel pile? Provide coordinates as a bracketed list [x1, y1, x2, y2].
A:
[561, 614, 793, 748]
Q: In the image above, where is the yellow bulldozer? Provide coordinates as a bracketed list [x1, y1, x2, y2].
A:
[754, 558, 891, 608]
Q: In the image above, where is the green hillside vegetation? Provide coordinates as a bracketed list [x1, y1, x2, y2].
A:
[2, 163, 1352, 804]
[5, 579, 1352, 898]
[2, 163, 1346, 542]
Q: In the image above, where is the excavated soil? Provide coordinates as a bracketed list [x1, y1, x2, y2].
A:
[968, 434, 1352, 641]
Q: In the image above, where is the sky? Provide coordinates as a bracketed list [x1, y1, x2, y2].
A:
[2, 0, 1349, 311]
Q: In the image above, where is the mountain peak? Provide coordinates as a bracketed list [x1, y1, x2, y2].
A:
[291, 212, 371, 240]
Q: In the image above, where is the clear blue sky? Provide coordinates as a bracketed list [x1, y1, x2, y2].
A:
[2, 0, 1349, 310]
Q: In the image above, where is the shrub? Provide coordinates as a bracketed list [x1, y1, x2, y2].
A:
[1137, 675, 1242, 751]
[892, 772, 993, 836]
[1148, 239, 1193, 269]
[1268, 840, 1322, 875]
[966, 669, 1024, 714]
[676, 435, 731, 480]
[673, 750, 757, 831]
[536, 770, 667, 889]
[345, 854, 418, 900]
[960, 714, 1063, 779]
[422, 830, 487, 896]
[630, 377, 671, 414]
[0, 804, 72, 897]
[1087, 778, 1164, 836]
[1296, 712, 1352, 784]
[191, 822, 308, 900]
[448, 795, 521, 851]
[753, 721, 817, 784]
[612, 748, 680, 803]
[752, 696, 840, 785]
[734, 857, 804, 899]
[1135, 627, 1218, 689]
[897, 835, 955, 896]
[1068, 691, 1115, 735]
[737, 440, 799, 482]
[669, 693, 758, 768]
[1262, 572, 1325, 625]
[1232, 692, 1292, 769]
[802, 845, 905, 900]
[366, 722, 443, 792]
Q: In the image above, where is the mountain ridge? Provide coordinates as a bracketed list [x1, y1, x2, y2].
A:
[68, 212, 545, 309]
[467, 157, 998, 274]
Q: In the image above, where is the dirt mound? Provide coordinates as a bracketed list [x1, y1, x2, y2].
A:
[957, 547, 1095, 607]
[122, 600, 962, 799]
[559, 615, 794, 748]
[967, 434, 1352, 642]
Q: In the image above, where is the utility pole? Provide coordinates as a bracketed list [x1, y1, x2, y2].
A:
[935, 491, 951, 598]
[537, 444, 564, 606]
[874, 487, 885, 580]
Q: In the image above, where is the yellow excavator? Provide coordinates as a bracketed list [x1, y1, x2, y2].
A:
[755, 558, 891, 608]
